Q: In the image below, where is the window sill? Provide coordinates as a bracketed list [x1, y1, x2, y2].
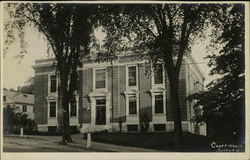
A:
[127, 114, 138, 117]
[48, 117, 57, 119]
[151, 84, 165, 88]
[94, 87, 107, 90]
[48, 92, 57, 96]
[126, 86, 138, 90]
[153, 113, 166, 116]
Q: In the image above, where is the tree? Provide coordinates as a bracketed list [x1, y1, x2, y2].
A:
[3, 106, 15, 133]
[98, 4, 218, 146]
[3, 106, 37, 134]
[17, 77, 34, 94]
[188, 4, 245, 143]
[4, 3, 97, 144]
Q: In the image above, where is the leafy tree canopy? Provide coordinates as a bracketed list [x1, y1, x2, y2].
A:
[188, 4, 245, 143]
[97, 4, 231, 146]
[4, 3, 99, 144]
[17, 77, 34, 94]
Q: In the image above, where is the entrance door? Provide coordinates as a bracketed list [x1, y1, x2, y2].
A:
[95, 99, 106, 125]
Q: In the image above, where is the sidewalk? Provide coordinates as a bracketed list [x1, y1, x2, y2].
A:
[4, 134, 160, 152]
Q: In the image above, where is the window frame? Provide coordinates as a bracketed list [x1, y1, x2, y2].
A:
[151, 63, 165, 86]
[3, 96, 6, 102]
[93, 68, 107, 90]
[48, 73, 58, 94]
[69, 99, 78, 117]
[128, 96, 137, 115]
[125, 94, 139, 116]
[126, 64, 138, 88]
[22, 105, 27, 112]
[48, 101, 57, 118]
[95, 98, 106, 125]
[152, 93, 166, 115]
[154, 94, 164, 114]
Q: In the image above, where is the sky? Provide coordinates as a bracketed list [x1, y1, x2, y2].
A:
[2, 20, 216, 90]
[3, 27, 48, 89]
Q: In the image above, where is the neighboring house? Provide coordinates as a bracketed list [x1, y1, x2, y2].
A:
[3, 90, 34, 119]
[33, 53, 206, 135]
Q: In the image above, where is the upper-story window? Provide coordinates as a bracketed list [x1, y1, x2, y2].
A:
[154, 64, 163, 84]
[22, 105, 27, 112]
[95, 69, 106, 89]
[3, 96, 6, 102]
[129, 96, 137, 115]
[128, 66, 137, 86]
[50, 75, 57, 92]
[155, 95, 164, 114]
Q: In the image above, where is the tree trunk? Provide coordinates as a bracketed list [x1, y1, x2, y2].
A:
[168, 75, 184, 147]
[59, 73, 73, 145]
[61, 94, 73, 144]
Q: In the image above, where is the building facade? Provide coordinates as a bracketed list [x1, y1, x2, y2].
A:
[33, 54, 206, 135]
[3, 90, 34, 119]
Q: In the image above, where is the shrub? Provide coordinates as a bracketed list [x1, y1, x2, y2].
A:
[3, 106, 37, 134]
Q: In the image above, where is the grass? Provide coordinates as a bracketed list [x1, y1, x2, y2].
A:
[91, 132, 213, 152]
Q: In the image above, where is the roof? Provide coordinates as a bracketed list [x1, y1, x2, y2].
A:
[3, 90, 34, 105]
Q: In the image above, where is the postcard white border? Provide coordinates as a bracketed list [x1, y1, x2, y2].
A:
[0, 1, 249, 160]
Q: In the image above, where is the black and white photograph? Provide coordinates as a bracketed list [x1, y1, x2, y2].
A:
[1, 1, 249, 160]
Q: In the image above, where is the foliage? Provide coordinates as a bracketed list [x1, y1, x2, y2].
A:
[17, 77, 34, 94]
[3, 106, 37, 134]
[188, 4, 245, 143]
[4, 3, 98, 143]
[98, 4, 220, 146]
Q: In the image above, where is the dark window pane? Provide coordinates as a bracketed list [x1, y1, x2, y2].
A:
[22, 105, 27, 112]
[96, 99, 106, 125]
[129, 97, 137, 114]
[96, 69, 106, 88]
[50, 102, 56, 117]
[154, 64, 163, 84]
[127, 125, 138, 132]
[128, 66, 136, 86]
[70, 100, 77, 117]
[50, 75, 57, 92]
[154, 124, 166, 131]
[155, 95, 164, 113]
[3, 96, 6, 102]
[96, 99, 106, 105]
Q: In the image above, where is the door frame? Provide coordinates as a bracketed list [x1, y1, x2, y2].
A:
[95, 98, 106, 125]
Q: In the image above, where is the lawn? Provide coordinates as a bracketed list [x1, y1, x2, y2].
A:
[90, 132, 213, 152]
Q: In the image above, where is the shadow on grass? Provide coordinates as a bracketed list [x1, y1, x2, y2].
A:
[89, 132, 237, 152]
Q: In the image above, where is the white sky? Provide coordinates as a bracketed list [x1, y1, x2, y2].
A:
[3, 27, 48, 89]
[3, 25, 216, 90]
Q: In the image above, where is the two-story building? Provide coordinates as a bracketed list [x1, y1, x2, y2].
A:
[33, 53, 206, 135]
[3, 90, 34, 119]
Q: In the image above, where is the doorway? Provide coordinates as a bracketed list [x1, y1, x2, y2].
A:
[95, 99, 106, 125]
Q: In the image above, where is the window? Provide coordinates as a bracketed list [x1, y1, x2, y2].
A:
[50, 75, 57, 92]
[70, 100, 77, 117]
[128, 66, 137, 86]
[129, 96, 137, 115]
[22, 105, 27, 112]
[155, 95, 164, 114]
[154, 124, 166, 131]
[49, 102, 56, 117]
[96, 69, 106, 89]
[154, 64, 163, 84]
[127, 125, 138, 132]
[3, 96, 6, 102]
